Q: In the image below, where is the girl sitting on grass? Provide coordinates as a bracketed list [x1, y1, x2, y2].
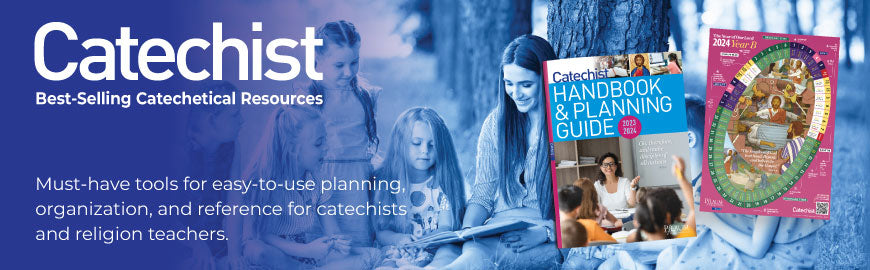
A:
[372, 107, 465, 269]
[241, 106, 377, 269]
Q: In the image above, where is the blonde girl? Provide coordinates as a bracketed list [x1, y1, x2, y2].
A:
[372, 107, 465, 268]
[297, 20, 382, 247]
[241, 106, 375, 269]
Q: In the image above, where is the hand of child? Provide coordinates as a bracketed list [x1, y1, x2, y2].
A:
[329, 234, 352, 255]
[672, 155, 686, 181]
[305, 236, 335, 260]
[672, 155, 696, 225]
[398, 234, 416, 246]
[615, 219, 624, 228]
[501, 226, 548, 253]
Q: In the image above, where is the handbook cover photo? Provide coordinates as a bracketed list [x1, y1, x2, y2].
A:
[701, 28, 838, 219]
[542, 52, 696, 248]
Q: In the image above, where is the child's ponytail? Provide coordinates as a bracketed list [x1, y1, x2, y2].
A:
[634, 188, 682, 240]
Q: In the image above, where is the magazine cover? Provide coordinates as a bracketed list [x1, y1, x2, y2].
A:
[542, 52, 694, 248]
[701, 29, 838, 219]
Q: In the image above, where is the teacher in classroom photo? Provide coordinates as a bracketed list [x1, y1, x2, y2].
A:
[593, 152, 640, 210]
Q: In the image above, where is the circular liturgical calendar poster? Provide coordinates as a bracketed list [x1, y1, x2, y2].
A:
[708, 42, 831, 208]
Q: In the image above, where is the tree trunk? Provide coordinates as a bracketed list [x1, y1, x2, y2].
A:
[457, 0, 532, 127]
[432, 0, 461, 97]
[865, 0, 870, 71]
[669, 0, 684, 51]
[844, 0, 853, 69]
[735, 1, 742, 30]
[788, 0, 803, 35]
[811, 0, 817, 32]
[548, 0, 671, 58]
[756, 0, 767, 32]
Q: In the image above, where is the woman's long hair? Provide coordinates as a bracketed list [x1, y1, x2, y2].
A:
[497, 35, 556, 219]
[310, 20, 379, 148]
[372, 107, 465, 232]
[243, 106, 322, 234]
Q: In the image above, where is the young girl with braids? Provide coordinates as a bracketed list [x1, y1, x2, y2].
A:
[241, 106, 377, 269]
[296, 20, 382, 247]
